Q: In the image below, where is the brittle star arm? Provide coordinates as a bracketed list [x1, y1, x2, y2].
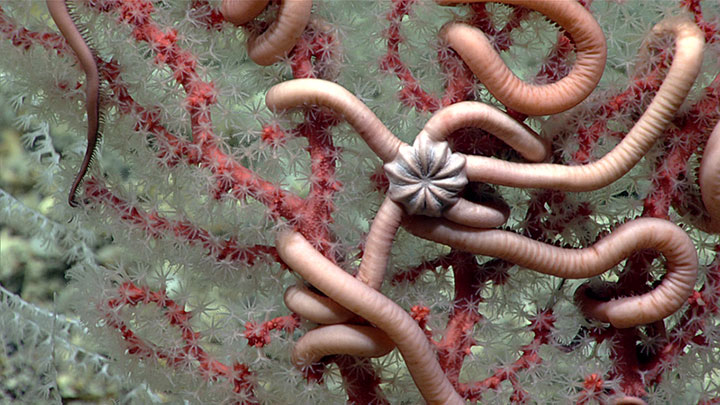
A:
[420, 101, 550, 162]
[284, 196, 404, 324]
[383, 101, 550, 225]
[221, 0, 269, 25]
[276, 229, 466, 405]
[438, 0, 607, 116]
[403, 216, 698, 329]
[222, 0, 312, 66]
[46, 0, 101, 207]
[284, 198, 402, 381]
[290, 324, 396, 368]
[463, 17, 705, 191]
[266, 79, 406, 163]
[697, 121, 720, 233]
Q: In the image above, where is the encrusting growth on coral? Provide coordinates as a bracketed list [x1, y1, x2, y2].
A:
[30, 0, 720, 403]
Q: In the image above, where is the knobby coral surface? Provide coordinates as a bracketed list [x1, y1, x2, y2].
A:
[1, 0, 719, 404]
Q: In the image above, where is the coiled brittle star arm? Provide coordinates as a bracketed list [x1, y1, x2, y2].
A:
[276, 229, 465, 405]
[438, 0, 607, 116]
[283, 198, 404, 387]
[463, 16, 705, 191]
[46, 0, 101, 207]
[283, 196, 404, 324]
[403, 217, 698, 329]
[221, 0, 312, 66]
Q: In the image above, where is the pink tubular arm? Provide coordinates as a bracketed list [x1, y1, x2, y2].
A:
[247, 0, 312, 66]
[283, 197, 403, 324]
[266, 79, 406, 162]
[276, 229, 465, 405]
[463, 17, 705, 192]
[403, 217, 698, 328]
[221, 0, 270, 25]
[438, 0, 607, 116]
[698, 121, 720, 233]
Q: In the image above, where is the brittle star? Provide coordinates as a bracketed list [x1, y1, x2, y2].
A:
[267, 4, 711, 405]
[268, 13, 704, 327]
[46, 0, 102, 207]
[47, 0, 312, 207]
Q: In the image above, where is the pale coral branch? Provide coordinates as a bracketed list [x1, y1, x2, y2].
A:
[403, 217, 698, 328]
[438, 0, 607, 115]
[276, 229, 465, 405]
[463, 17, 705, 191]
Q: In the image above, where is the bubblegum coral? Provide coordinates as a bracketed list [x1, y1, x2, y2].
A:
[1, 0, 719, 403]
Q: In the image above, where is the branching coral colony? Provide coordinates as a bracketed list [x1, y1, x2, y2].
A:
[1, 0, 719, 403]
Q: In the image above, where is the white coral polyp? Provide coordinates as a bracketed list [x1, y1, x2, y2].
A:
[384, 134, 467, 216]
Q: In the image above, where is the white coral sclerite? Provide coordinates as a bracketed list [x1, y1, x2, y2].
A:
[384, 134, 467, 216]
